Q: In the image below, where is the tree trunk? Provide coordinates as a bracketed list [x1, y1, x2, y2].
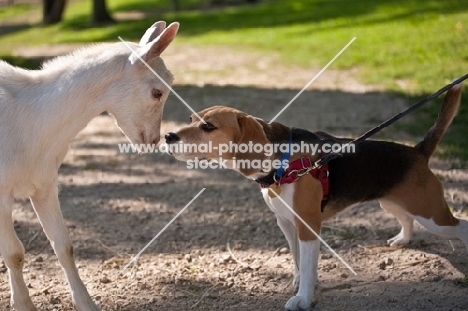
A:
[92, 0, 115, 25]
[43, 0, 66, 25]
[172, 0, 180, 11]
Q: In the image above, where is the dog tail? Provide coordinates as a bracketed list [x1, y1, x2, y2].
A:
[414, 83, 462, 159]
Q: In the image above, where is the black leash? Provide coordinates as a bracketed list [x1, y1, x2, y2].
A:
[316, 74, 468, 167]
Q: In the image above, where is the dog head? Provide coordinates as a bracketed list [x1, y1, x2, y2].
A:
[165, 106, 274, 177]
[107, 21, 179, 148]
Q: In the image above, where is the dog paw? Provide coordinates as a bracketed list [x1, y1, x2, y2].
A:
[387, 238, 408, 246]
[292, 274, 300, 290]
[386, 233, 409, 246]
[388, 239, 409, 246]
[285, 295, 312, 311]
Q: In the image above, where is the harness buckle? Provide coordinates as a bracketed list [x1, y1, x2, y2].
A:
[287, 157, 313, 181]
[300, 157, 308, 170]
[296, 168, 311, 177]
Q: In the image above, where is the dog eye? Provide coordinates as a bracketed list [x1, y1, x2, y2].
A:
[151, 88, 163, 99]
[201, 122, 216, 132]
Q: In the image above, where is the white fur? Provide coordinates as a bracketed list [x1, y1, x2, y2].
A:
[0, 21, 179, 311]
[379, 199, 414, 246]
[262, 184, 319, 310]
[262, 183, 296, 222]
[285, 240, 320, 311]
[262, 185, 297, 265]
[415, 216, 468, 249]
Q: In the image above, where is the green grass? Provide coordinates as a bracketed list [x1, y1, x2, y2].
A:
[454, 275, 468, 288]
[0, 0, 466, 90]
[0, 3, 32, 19]
[0, 0, 467, 161]
[1, 0, 466, 92]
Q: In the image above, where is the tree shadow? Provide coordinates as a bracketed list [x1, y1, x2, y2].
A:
[0, 22, 31, 37]
[0, 53, 45, 69]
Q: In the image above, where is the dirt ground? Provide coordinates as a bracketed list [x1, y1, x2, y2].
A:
[1, 44, 468, 311]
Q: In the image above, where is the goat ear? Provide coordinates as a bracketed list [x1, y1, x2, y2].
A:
[140, 22, 179, 62]
[139, 21, 166, 46]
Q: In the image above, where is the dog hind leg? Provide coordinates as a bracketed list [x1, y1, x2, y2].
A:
[380, 199, 414, 246]
[0, 194, 37, 311]
[398, 171, 467, 252]
[30, 184, 100, 311]
[414, 203, 468, 252]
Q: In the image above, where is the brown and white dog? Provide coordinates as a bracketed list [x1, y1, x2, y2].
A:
[165, 85, 467, 311]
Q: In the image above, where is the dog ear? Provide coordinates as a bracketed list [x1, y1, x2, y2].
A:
[234, 115, 270, 175]
[139, 22, 179, 62]
[236, 115, 269, 146]
[139, 21, 166, 46]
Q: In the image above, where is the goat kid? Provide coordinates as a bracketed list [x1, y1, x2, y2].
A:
[0, 21, 179, 311]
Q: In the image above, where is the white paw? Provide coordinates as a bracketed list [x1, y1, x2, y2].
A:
[285, 295, 312, 311]
[292, 273, 300, 290]
[387, 238, 409, 246]
[387, 233, 409, 246]
[388, 238, 409, 246]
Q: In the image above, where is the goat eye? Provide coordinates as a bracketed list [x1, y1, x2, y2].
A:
[201, 122, 216, 132]
[151, 88, 163, 99]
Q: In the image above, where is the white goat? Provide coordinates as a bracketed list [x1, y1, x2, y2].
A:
[0, 21, 179, 311]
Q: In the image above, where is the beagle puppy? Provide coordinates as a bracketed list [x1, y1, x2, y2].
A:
[165, 85, 467, 311]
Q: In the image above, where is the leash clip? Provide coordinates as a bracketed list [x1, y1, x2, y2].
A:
[273, 173, 279, 183]
[287, 157, 313, 181]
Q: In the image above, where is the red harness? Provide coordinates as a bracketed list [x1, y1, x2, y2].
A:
[261, 157, 330, 202]
[281, 157, 330, 202]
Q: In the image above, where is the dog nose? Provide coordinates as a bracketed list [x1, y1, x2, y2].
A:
[165, 132, 180, 143]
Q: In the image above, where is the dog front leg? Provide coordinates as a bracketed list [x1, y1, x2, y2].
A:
[276, 215, 300, 289]
[30, 183, 100, 311]
[285, 239, 320, 311]
[0, 194, 37, 311]
[285, 175, 322, 311]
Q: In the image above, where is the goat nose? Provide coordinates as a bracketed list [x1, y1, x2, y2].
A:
[165, 132, 180, 143]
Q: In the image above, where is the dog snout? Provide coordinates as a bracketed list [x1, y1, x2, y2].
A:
[165, 132, 180, 144]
